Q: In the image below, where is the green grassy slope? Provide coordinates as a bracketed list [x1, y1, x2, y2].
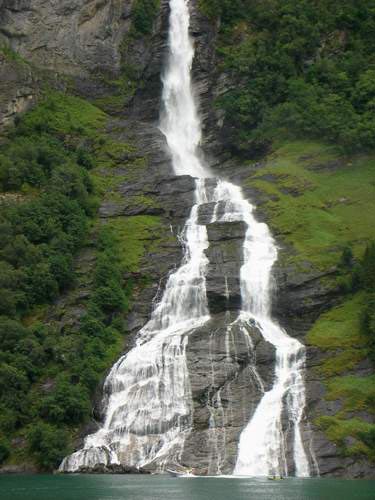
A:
[246, 141, 375, 269]
[308, 295, 375, 460]
[0, 90, 162, 471]
[245, 140, 375, 461]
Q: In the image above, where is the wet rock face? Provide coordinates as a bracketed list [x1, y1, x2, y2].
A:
[183, 313, 276, 474]
[205, 221, 247, 314]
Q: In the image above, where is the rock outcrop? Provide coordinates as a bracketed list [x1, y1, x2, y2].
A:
[183, 313, 276, 475]
[0, 0, 132, 76]
[205, 221, 246, 314]
[0, 52, 37, 131]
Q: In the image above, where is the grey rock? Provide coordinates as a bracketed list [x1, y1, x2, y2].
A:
[182, 313, 276, 474]
[205, 221, 246, 314]
[0, 0, 133, 77]
[0, 53, 37, 131]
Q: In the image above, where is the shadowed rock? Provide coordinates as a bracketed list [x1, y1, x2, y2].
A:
[182, 312, 276, 474]
[205, 221, 247, 314]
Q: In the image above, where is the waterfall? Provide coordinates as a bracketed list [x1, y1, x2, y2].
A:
[59, 179, 214, 472]
[160, 0, 209, 179]
[59, 0, 310, 476]
[215, 181, 310, 477]
[60, 0, 212, 473]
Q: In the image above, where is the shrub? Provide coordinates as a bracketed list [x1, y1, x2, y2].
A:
[38, 379, 91, 426]
[92, 284, 125, 314]
[0, 438, 10, 465]
[0, 318, 28, 352]
[202, 0, 375, 155]
[132, 0, 159, 35]
[27, 422, 70, 471]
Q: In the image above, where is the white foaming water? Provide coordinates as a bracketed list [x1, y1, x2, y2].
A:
[160, 0, 209, 178]
[60, 0, 212, 473]
[60, 0, 310, 476]
[60, 177, 212, 472]
[210, 180, 310, 476]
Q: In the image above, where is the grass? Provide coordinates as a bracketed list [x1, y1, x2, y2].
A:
[318, 349, 368, 378]
[307, 294, 366, 352]
[0, 45, 27, 64]
[90, 172, 129, 197]
[95, 139, 138, 169]
[247, 140, 375, 270]
[18, 91, 107, 138]
[122, 194, 161, 209]
[93, 76, 138, 113]
[104, 216, 162, 273]
[316, 416, 375, 459]
[308, 293, 374, 460]
[252, 140, 375, 461]
[325, 375, 375, 415]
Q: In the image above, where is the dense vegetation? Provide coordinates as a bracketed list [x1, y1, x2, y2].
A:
[309, 242, 375, 461]
[200, 0, 375, 156]
[0, 93, 130, 470]
[132, 0, 160, 35]
[344, 242, 375, 364]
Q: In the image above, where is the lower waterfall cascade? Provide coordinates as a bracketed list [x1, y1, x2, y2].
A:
[59, 0, 311, 477]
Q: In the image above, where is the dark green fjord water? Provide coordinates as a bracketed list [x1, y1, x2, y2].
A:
[0, 475, 374, 500]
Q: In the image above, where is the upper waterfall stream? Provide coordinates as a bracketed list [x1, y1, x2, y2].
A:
[59, 0, 310, 477]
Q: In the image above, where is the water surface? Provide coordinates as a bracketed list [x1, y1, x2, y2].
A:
[1, 475, 374, 500]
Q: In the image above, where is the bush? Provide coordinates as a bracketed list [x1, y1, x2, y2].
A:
[92, 284, 125, 314]
[132, 0, 159, 35]
[38, 378, 91, 425]
[203, 0, 375, 155]
[0, 438, 10, 465]
[0, 406, 18, 433]
[27, 422, 70, 471]
[0, 364, 30, 399]
[0, 318, 28, 352]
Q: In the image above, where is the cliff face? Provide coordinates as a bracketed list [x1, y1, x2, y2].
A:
[0, 51, 36, 131]
[0, 0, 373, 478]
[0, 0, 131, 75]
[0, 0, 167, 126]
